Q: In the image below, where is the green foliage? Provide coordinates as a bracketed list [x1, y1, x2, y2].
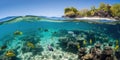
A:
[79, 9, 89, 16]
[91, 6, 96, 11]
[99, 3, 106, 10]
[64, 7, 78, 17]
[110, 4, 120, 17]
[104, 4, 111, 12]
[71, 7, 78, 13]
[64, 7, 78, 14]
[98, 3, 111, 12]
[64, 8, 72, 13]
[90, 6, 98, 16]
[65, 11, 75, 16]
[86, 11, 91, 16]
[64, 3, 120, 18]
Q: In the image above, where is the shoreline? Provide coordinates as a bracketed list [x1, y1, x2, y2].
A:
[74, 17, 116, 21]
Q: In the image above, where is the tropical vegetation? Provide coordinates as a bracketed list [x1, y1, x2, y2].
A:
[64, 3, 120, 20]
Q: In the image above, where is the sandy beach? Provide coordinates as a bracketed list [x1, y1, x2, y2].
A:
[74, 17, 116, 21]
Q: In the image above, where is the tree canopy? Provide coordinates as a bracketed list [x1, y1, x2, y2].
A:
[110, 4, 120, 17]
[64, 7, 78, 18]
[64, 3, 120, 20]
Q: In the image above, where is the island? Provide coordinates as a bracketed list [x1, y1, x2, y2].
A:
[63, 3, 120, 20]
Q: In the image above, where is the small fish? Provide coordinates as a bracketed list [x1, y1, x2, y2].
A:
[77, 44, 80, 49]
[44, 29, 49, 32]
[14, 30, 23, 35]
[47, 44, 54, 51]
[0, 45, 7, 50]
[27, 42, 35, 48]
[114, 45, 119, 51]
[38, 28, 42, 31]
[68, 31, 74, 34]
[6, 50, 16, 57]
[116, 40, 119, 45]
[90, 39, 92, 44]
[53, 31, 57, 34]
[83, 40, 87, 45]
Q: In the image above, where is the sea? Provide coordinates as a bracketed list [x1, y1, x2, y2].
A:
[0, 16, 120, 60]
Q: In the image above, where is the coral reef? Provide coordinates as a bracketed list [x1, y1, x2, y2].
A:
[57, 30, 120, 60]
[0, 26, 120, 60]
[77, 44, 118, 60]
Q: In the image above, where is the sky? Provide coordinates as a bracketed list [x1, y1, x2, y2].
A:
[0, 0, 120, 18]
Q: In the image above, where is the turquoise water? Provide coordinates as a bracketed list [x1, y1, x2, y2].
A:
[0, 16, 120, 60]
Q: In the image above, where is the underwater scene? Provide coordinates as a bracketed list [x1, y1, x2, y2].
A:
[0, 16, 120, 60]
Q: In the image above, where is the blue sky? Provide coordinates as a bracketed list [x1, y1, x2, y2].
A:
[0, 0, 120, 18]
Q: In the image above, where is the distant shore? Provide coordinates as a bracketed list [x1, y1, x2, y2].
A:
[64, 3, 120, 21]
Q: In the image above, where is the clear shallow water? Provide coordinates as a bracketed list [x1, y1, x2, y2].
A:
[0, 16, 120, 60]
